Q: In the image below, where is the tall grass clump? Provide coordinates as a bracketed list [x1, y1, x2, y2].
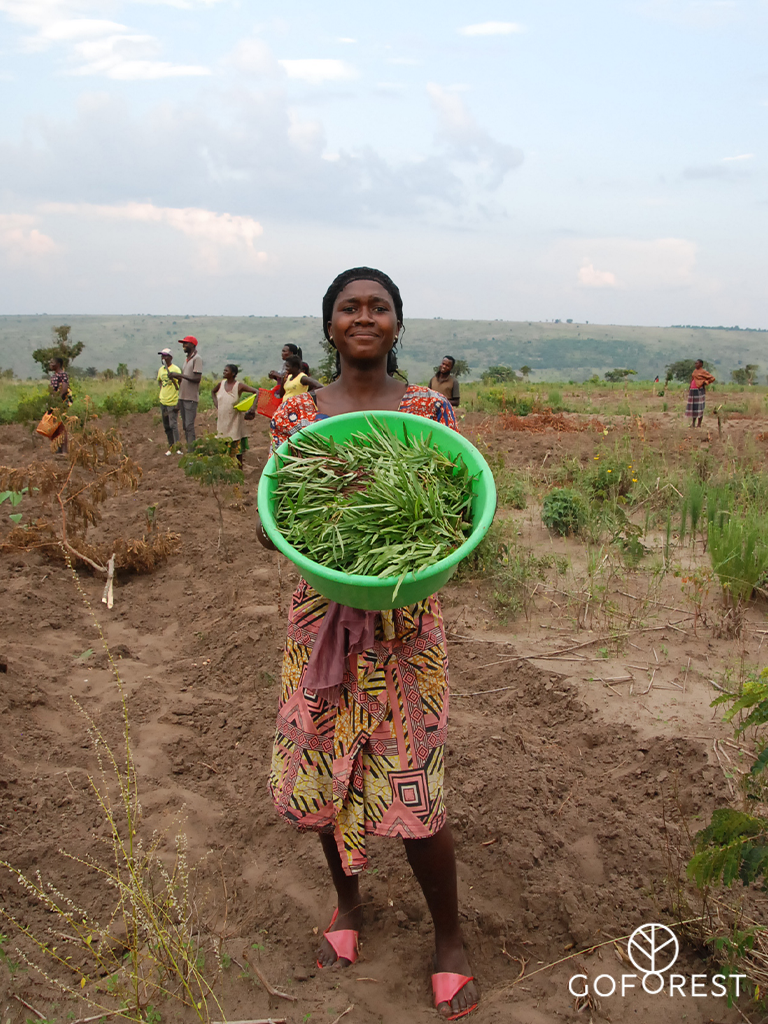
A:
[708, 513, 768, 607]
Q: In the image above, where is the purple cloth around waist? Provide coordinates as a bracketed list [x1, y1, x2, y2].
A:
[302, 602, 380, 704]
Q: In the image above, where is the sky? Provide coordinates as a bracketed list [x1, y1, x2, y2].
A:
[1, 0, 766, 327]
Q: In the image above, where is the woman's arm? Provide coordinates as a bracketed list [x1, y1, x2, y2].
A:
[300, 374, 323, 390]
[211, 380, 221, 408]
[237, 382, 259, 395]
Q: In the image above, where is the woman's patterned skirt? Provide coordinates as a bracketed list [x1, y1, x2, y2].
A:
[268, 579, 449, 876]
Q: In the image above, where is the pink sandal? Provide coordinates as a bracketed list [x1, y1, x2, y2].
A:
[431, 973, 477, 1020]
[316, 908, 359, 968]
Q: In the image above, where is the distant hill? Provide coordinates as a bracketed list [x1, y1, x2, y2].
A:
[0, 314, 764, 383]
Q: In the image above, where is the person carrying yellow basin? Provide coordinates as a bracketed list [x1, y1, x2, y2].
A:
[211, 363, 258, 466]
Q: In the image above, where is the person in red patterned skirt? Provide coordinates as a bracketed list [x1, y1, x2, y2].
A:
[257, 268, 478, 1020]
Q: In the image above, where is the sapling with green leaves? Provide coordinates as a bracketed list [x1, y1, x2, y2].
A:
[0, 487, 26, 525]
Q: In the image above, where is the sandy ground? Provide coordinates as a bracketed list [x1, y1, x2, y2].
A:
[1, 404, 765, 1024]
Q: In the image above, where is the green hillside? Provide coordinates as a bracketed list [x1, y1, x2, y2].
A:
[0, 314, 764, 383]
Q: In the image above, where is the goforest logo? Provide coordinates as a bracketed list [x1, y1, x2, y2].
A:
[569, 923, 746, 999]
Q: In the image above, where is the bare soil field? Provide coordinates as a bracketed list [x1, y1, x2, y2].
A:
[2, 404, 767, 1024]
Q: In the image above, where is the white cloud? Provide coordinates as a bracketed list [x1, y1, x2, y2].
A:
[722, 153, 754, 162]
[279, 59, 358, 84]
[427, 82, 523, 188]
[228, 37, 282, 77]
[37, 18, 129, 43]
[0, 214, 57, 258]
[337, 37, 356, 43]
[42, 201, 265, 257]
[566, 237, 697, 290]
[459, 21, 524, 36]
[578, 263, 617, 288]
[1, 1, 212, 77]
[287, 110, 324, 154]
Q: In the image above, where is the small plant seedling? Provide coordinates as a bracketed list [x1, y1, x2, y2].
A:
[0, 486, 26, 524]
[179, 434, 244, 556]
[541, 488, 586, 536]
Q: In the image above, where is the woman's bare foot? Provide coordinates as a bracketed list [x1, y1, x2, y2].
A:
[316, 900, 363, 968]
[433, 933, 478, 1018]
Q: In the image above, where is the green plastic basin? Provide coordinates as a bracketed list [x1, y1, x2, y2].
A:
[257, 410, 497, 611]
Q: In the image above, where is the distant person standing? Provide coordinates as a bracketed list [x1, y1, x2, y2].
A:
[47, 356, 73, 454]
[429, 356, 460, 408]
[686, 359, 716, 428]
[156, 348, 181, 455]
[169, 335, 203, 447]
[268, 343, 309, 387]
[211, 363, 258, 467]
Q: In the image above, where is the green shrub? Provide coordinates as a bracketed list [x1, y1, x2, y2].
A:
[542, 488, 586, 536]
[14, 387, 49, 424]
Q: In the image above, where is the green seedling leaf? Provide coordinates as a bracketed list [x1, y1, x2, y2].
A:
[8, 513, 22, 524]
[75, 648, 94, 661]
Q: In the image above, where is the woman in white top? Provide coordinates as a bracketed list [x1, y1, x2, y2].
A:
[212, 364, 258, 466]
[280, 355, 323, 403]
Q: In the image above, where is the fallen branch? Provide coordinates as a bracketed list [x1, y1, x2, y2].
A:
[213, 1019, 287, 1024]
[509, 916, 706, 988]
[70, 1013, 121, 1024]
[12, 995, 46, 1019]
[452, 684, 518, 697]
[330, 1008, 354, 1024]
[101, 552, 115, 608]
[240, 950, 297, 1001]
[476, 620, 689, 671]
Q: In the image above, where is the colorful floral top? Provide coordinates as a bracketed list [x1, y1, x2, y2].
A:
[50, 370, 73, 405]
[269, 385, 457, 449]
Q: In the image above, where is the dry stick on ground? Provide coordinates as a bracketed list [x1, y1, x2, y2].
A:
[501, 946, 528, 980]
[712, 740, 736, 798]
[453, 684, 520, 697]
[475, 620, 690, 671]
[213, 1019, 287, 1024]
[239, 952, 297, 1001]
[329, 1008, 354, 1024]
[11, 995, 46, 1019]
[508, 917, 707, 988]
[70, 1013, 122, 1024]
[638, 668, 656, 696]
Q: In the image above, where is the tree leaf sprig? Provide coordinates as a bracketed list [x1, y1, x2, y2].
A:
[271, 420, 475, 582]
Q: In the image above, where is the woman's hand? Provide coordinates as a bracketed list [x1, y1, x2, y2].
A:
[256, 514, 277, 550]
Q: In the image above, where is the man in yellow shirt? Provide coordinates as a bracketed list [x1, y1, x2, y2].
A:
[156, 348, 181, 454]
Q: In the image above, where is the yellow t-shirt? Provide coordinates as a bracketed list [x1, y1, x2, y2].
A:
[282, 373, 309, 402]
[157, 364, 181, 406]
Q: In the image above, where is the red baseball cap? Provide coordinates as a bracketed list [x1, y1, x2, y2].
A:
[178, 335, 198, 346]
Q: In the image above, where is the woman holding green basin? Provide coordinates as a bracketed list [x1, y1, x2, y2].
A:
[257, 267, 477, 1020]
